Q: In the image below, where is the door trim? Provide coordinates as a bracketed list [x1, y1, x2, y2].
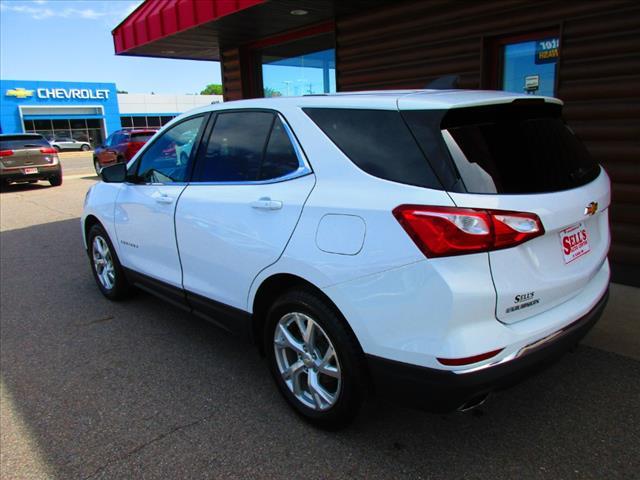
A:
[122, 267, 252, 339]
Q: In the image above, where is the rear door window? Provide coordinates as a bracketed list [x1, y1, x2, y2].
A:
[303, 108, 442, 189]
[192, 111, 302, 183]
[259, 118, 300, 180]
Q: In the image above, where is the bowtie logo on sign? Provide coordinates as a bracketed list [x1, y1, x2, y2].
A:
[5, 87, 34, 99]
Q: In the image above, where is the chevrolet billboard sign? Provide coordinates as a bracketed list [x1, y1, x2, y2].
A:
[5, 86, 110, 100]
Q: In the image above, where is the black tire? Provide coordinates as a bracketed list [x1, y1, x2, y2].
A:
[49, 174, 62, 187]
[264, 289, 367, 430]
[81, 144, 91, 151]
[94, 158, 101, 176]
[87, 223, 133, 300]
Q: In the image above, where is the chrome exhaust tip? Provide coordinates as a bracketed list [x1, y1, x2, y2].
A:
[457, 393, 490, 412]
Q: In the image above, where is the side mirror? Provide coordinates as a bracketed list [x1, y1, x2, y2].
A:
[100, 163, 127, 183]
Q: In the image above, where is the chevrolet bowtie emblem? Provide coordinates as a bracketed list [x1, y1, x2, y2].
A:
[6, 87, 34, 99]
[584, 201, 598, 216]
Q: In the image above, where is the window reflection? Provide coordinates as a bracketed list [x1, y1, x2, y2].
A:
[260, 34, 336, 97]
[502, 38, 559, 97]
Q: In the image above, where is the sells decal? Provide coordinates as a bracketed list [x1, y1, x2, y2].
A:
[535, 37, 560, 64]
[506, 291, 539, 314]
[560, 222, 591, 264]
[5, 87, 110, 100]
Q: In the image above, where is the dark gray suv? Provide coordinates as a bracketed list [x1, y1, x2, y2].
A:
[0, 134, 63, 187]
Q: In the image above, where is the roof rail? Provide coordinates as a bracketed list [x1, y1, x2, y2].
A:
[425, 75, 460, 89]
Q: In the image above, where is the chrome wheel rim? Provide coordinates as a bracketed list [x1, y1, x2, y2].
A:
[274, 312, 341, 411]
[92, 235, 115, 290]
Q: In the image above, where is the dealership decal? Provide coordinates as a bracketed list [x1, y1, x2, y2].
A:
[560, 222, 591, 264]
[5, 87, 110, 100]
[506, 298, 540, 314]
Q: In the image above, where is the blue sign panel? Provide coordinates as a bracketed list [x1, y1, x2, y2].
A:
[0, 79, 121, 136]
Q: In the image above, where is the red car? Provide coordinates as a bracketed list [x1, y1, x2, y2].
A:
[93, 129, 156, 174]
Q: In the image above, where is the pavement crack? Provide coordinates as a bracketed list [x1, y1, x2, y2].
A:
[83, 414, 214, 479]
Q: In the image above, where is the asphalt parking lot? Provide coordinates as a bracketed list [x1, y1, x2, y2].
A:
[1, 153, 639, 479]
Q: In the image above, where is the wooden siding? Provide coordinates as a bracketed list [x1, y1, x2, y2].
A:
[336, 0, 640, 277]
[221, 48, 244, 101]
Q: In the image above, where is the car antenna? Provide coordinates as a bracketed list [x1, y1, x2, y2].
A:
[425, 75, 460, 89]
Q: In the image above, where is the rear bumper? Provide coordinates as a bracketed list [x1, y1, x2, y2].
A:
[366, 287, 609, 412]
[1, 165, 62, 183]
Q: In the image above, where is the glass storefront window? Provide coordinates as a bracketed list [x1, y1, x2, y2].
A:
[24, 117, 104, 147]
[260, 33, 336, 97]
[501, 36, 559, 97]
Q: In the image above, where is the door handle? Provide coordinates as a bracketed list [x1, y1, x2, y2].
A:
[155, 193, 174, 204]
[250, 197, 283, 210]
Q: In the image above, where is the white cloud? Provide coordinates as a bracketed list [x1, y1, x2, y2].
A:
[0, 1, 106, 20]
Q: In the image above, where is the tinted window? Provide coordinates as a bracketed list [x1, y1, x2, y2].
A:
[0, 135, 49, 150]
[133, 117, 147, 128]
[193, 112, 274, 182]
[437, 103, 600, 194]
[135, 116, 204, 184]
[259, 118, 300, 180]
[130, 133, 154, 143]
[304, 108, 441, 189]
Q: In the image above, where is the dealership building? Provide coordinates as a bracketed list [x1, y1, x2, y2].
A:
[110, 0, 639, 285]
[0, 79, 221, 146]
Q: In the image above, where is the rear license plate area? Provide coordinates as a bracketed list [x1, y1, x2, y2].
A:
[560, 222, 590, 264]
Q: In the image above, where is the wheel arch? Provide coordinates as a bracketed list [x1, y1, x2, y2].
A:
[251, 273, 366, 361]
[83, 214, 103, 249]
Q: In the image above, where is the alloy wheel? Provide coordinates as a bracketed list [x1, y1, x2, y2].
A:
[273, 312, 342, 411]
[92, 235, 115, 290]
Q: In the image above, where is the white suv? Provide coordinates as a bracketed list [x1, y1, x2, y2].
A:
[82, 90, 610, 429]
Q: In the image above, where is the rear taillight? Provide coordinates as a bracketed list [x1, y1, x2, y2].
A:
[40, 147, 57, 154]
[393, 205, 544, 258]
[0, 149, 14, 157]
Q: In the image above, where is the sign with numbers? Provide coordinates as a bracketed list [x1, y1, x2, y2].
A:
[535, 37, 560, 64]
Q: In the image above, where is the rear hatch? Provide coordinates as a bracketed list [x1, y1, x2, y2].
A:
[0, 135, 57, 168]
[402, 100, 610, 324]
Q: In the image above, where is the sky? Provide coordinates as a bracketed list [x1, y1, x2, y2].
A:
[0, 0, 222, 94]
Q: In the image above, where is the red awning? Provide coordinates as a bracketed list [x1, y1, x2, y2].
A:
[112, 0, 264, 58]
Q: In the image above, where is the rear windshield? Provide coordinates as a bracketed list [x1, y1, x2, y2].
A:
[403, 102, 600, 194]
[0, 135, 49, 150]
[303, 108, 442, 189]
[130, 133, 154, 143]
